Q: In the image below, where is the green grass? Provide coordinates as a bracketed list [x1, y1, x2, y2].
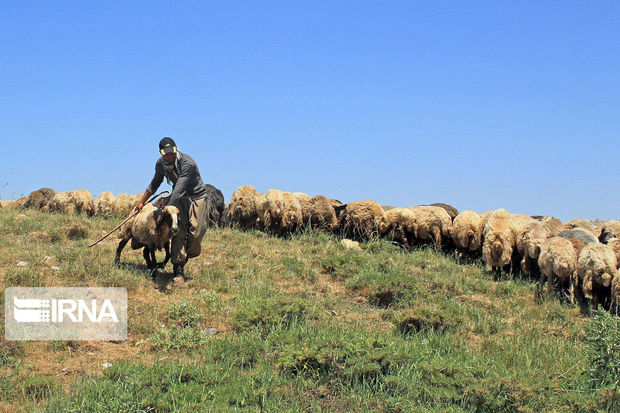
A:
[0, 206, 618, 412]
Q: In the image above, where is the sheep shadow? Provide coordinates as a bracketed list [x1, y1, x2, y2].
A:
[114, 261, 185, 293]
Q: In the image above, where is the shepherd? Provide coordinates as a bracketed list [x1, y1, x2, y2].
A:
[136, 137, 210, 286]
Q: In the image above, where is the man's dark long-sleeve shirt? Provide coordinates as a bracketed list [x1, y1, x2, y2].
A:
[146, 151, 207, 206]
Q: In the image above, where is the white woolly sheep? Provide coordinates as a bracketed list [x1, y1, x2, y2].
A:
[308, 195, 339, 231]
[384, 207, 416, 249]
[406, 206, 452, 249]
[518, 221, 551, 276]
[482, 209, 516, 277]
[449, 210, 483, 260]
[426, 203, 459, 222]
[26, 188, 56, 210]
[558, 228, 599, 257]
[227, 185, 260, 230]
[338, 200, 388, 241]
[256, 189, 286, 235]
[538, 237, 577, 301]
[94, 192, 116, 217]
[113, 193, 142, 216]
[50, 190, 95, 215]
[293, 192, 312, 227]
[115, 203, 180, 271]
[282, 192, 304, 234]
[577, 243, 618, 309]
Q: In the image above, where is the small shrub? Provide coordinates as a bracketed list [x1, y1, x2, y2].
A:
[150, 327, 208, 350]
[232, 295, 313, 331]
[22, 376, 56, 401]
[64, 222, 89, 240]
[166, 300, 202, 328]
[585, 309, 620, 388]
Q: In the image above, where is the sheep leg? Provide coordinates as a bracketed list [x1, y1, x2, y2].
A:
[158, 243, 171, 269]
[143, 247, 155, 269]
[114, 238, 129, 267]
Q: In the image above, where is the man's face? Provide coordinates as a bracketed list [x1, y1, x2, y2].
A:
[163, 152, 176, 164]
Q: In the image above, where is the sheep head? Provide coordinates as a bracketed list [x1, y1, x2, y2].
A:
[161, 206, 180, 237]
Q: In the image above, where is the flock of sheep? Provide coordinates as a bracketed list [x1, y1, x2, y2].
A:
[4, 185, 620, 314]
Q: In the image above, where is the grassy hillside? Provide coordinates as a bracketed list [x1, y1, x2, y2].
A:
[0, 207, 618, 412]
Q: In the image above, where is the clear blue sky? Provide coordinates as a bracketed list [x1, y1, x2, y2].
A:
[2, 1, 619, 221]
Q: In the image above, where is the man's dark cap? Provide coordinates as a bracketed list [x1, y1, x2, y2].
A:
[159, 137, 177, 155]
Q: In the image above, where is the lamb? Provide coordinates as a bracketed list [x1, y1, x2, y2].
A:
[598, 220, 620, 244]
[482, 209, 517, 277]
[115, 203, 180, 272]
[337, 200, 388, 241]
[94, 192, 116, 217]
[281, 192, 304, 234]
[256, 189, 286, 235]
[537, 237, 577, 301]
[449, 210, 483, 260]
[49, 190, 95, 215]
[384, 208, 416, 249]
[308, 195, 339, 231]
[293, 192, 312, 227]
[406, 206, 452, 249]
[577, 243, 618, 309]
[25, 188, 56, 211]
[226, 185, 260, 230]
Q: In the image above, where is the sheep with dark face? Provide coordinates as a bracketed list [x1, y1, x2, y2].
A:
[115, 203, 180, 271]
[598, 220, 620, 244]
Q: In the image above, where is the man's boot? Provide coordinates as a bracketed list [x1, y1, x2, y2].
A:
[173, 263, 185, 286]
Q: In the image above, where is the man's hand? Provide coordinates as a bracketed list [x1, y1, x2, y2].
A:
[135, 202, 144, 212]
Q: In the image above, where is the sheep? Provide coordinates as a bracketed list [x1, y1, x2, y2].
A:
[381, 205, 397, 212]
[449, 210, 483, 260]
[227, 185, 260, 230]
[13, 197, 28, 209]
[558, 228, 598, 257]
[94, 192, 116, 217]
[293, 192, 312, 227]
[282, 192, 303, 234]
[563, 218, 597, 233]
[427, 203, 459, 222]
[577, 243, 618, 310]
[406, 206, 452, 249]
[49, 190, 95, 215]
[512, 215, 544, 276]
[607, 239, 620, 269]
[115, 203, 180, 272]
[517, 221, 550, 277]
[337, 200, 388, 241]
[256, 189, 286, 235]
[113, 193, 142, 216]
[482, 209, 516, 278]
[598, 220, 620, 244]
[384, 208, 416, 249]
[537, 237, 577, 302]
[538, 216, 563, 236]
[204, 184, 225, 227]
[308, 195, 339, 231]
[26, 188, 56, 210]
